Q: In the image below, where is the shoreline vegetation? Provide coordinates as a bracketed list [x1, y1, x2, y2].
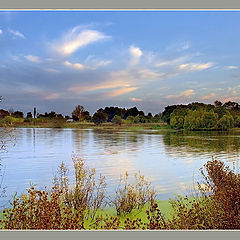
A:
[1, 100, 240, 131]
[0, 157, 240, 230]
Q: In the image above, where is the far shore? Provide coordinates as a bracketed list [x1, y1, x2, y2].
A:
[3, 121, 240, 133]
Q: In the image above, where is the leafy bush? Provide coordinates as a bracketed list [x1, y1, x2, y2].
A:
[2, 116, 24, 125]
[111, 115, 122, 125]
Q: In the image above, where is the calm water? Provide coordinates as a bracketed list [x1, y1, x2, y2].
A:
[1, 128, 240, 207]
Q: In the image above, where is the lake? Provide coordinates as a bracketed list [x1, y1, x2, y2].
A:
[1, 128, 240, 207]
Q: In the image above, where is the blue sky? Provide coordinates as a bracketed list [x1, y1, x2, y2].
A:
[0, 11, 240, 115]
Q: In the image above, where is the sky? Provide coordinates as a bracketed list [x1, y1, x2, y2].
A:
[0, 10, 240, 116]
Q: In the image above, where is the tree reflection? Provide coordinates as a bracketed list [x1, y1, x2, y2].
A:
[162, 130, 240, 155]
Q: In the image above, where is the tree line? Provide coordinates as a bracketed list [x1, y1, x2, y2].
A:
[161, 100, 240, 130]
[1, 99, 240, 129]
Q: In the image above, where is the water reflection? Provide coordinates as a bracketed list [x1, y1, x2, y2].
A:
[162, 131, 240, 163]
[1, 128, 240, 207]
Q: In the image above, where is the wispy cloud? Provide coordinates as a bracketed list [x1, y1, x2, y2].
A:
[129, 45, 142, 67]
[8, 28, 25, 39]
[180, 41, 191, 51]
[44, 68, 60, 74]
[51, 27, 110, 56]
[166, 89, 195, 99]
[201, 93, 216, 100]
[64, 60, 84, 70]
[178, 62, 213, 72]
[43, 93, 59, 100]
[136, 69, 165, 79]
[24, 55, 41, 63]
[0, 29, 2, 35]
[166, 41, 191, 52]
[85, 55, 112, 69]
[225, 65, 238, 70]
[106, 87, 137, 97]
[11, 55, 22, 62]
[130, 97, 142, 102]
[155, 56, 189, 68]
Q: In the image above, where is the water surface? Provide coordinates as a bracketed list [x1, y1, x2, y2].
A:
[1, 128, 240, 207]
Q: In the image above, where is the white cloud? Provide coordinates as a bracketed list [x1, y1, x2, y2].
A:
[106, 87, 137, 97]
[8, 28, 25, 39]
[130, 97, 142, 102]
[166, 89, 195, 99]
[85, 55, 112, 69]
[24, 55, 41, 63]
[225, 65, 238, 70]
[201, 93, 216, 100]
[129, 45, 142, 66]
[0, 29, 2, 35]
[155, 56, 189, 68]
[52, 27, 110, 56]
[136, 69, 165, 79]
[178, 62, 213, 72]
[64, 60, 85, 70]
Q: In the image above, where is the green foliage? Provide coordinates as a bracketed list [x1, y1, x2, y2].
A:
[170, 108, 188, 129]
[111, 115, 122, 125]
[184, 110, 218, 130]
[234, 115, 240, 127]
[1, 116, 24, 125]
[92, 112, 108, 125]
[167, 102, 236, 130]
[125, 116, 135, 124]
[217, 114, 234, 130]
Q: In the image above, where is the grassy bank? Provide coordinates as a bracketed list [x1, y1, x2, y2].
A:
[1, 120, 171, 131]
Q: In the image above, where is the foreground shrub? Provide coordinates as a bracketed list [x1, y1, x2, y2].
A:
[2, 158, 240, 230]
[0, 186, 85, 230]
[111, 171, 156, 215]
[54, 157, 106, 220]
[162, 159, 240, 229]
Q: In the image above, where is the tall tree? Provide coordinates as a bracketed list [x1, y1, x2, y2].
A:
[72, 105, 85, 121]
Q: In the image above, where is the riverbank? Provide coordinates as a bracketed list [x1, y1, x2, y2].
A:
[2, 121, 172, 131]
[0, 200, 173, 229]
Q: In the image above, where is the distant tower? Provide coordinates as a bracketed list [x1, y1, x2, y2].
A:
[33, 107, 36, 119]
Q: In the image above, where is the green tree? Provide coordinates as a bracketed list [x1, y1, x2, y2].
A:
[125, 116, 134, 124]
[92, 112, 107, 125]
[217, 114, 234, 130]
[201, 110, 218, 129]
[112, 115, 122, 125]
[234, 115, 240, 127]
[72, 105, 85, 122]
[170, 107, 188, 129]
